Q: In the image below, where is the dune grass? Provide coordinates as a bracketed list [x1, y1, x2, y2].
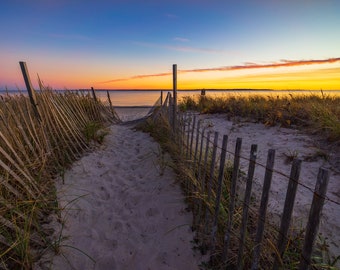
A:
[0, 88, 117, 269]
[179, 92, 340, 142]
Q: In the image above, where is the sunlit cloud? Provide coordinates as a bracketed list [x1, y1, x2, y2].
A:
[99, 57, 340, 84]
[183, 57, 340, 73]
[174, 37, 190, 42]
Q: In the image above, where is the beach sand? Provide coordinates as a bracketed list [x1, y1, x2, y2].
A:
[36, 124, 204, 270]
[196, 113, 340, 265]
[35, 110, 339, 269]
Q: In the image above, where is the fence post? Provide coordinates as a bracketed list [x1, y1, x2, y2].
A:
[186, 114, 192, 158]
[19, 61, 41, 120]
[196, 127, 207, 230]
[91, 87, 98, 102]
[237, 144, 258, 270]
[193, 120, 202, 171]
[161, 90, 163, 106]
[211, 134, 228, 255]
[273, 159, 302, 269]
[204, 132, 219, 240]
[298, 168, 329, 270]
[172, 64, 177, 132]
[251, 149, 276, 270]
[189, 116, 197, 159]
[223, 137, 242, 261]
[106, 90, 115, 117]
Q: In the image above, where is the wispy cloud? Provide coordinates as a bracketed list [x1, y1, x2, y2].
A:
[99, 57, 340, 84]
[100, 72, 172, 84]
[165, 13, 178, 19]
[182, 58, 340, 73]
[134, 41, 223, 54]
[174, 37, 190, 42]
[48, 33, 90, 40]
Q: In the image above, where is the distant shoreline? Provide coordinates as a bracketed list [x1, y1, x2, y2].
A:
[2, 89, 340, 92]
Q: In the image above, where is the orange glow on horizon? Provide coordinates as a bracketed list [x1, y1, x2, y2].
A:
[92, 66, 340, 90]
[5, 59, 340, 91]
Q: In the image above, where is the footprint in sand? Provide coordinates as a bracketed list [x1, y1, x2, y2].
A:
[96, 186, 110, 201]
[146, 207, 160, 217]
[96, 255, 117, 270]
[113, 221, 123, 233]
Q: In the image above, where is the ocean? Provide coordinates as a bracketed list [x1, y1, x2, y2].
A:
[1, 89, 339, 107]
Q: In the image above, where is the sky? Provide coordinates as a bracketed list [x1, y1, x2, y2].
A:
[1, 0, 340, 91]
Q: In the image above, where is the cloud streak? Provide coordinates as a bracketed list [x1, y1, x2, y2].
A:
[174, 37, 190, 42]
[183, 57, 340, 73]
[100, 57, 340, 84]
[134, 41, 223, 54]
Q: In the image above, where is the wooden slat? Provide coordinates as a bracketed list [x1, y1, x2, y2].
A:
[251, 149, 276, 270]
[299, 168, 330, 270]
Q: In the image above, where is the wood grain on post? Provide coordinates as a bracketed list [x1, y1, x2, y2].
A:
[237, 144, 258, 270]
[273, 158, 301, 270]
[298, 168, 329, 270]
[251, 149, 275, 270]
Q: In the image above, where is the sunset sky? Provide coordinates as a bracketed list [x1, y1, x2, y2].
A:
[1, 0, 340, 90]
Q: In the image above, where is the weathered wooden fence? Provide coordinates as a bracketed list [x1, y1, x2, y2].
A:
[148, 65, 335, 269]
[0, 62, 120, 269]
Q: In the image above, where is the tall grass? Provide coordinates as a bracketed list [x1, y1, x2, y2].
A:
[179, 92, 340, 142]
[0, 87, 118, 269]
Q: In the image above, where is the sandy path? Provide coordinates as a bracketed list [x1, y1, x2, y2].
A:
[46, 125, 202, 270]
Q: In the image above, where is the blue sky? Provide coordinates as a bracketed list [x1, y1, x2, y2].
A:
[1, 0, 340, 90]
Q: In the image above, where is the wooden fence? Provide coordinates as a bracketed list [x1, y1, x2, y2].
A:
[149, 87, 334, 269]
[0, 62, 119, 269]
[153, 90, 329, 269]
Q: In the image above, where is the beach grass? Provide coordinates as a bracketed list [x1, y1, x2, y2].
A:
[0, 88, 117, 269]
[179, 92, 340, 142]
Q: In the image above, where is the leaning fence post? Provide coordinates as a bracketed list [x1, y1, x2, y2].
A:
[251, 149, 275, 270]
[223, 137, 242, 262]
[91, 87, 98, 102]
[19, 61, 41, 120]
[172, 64, 177, 132]
[204, 132, 219, 240]
[211, 134, 228, 255]
[189, 116, 197, 159]
[237, 144, 258, 270]
[273, 158, 302, 270]
[106, 90, 115, 116]
[193, 119, 201, 167]
[298, 168, 329, 270]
